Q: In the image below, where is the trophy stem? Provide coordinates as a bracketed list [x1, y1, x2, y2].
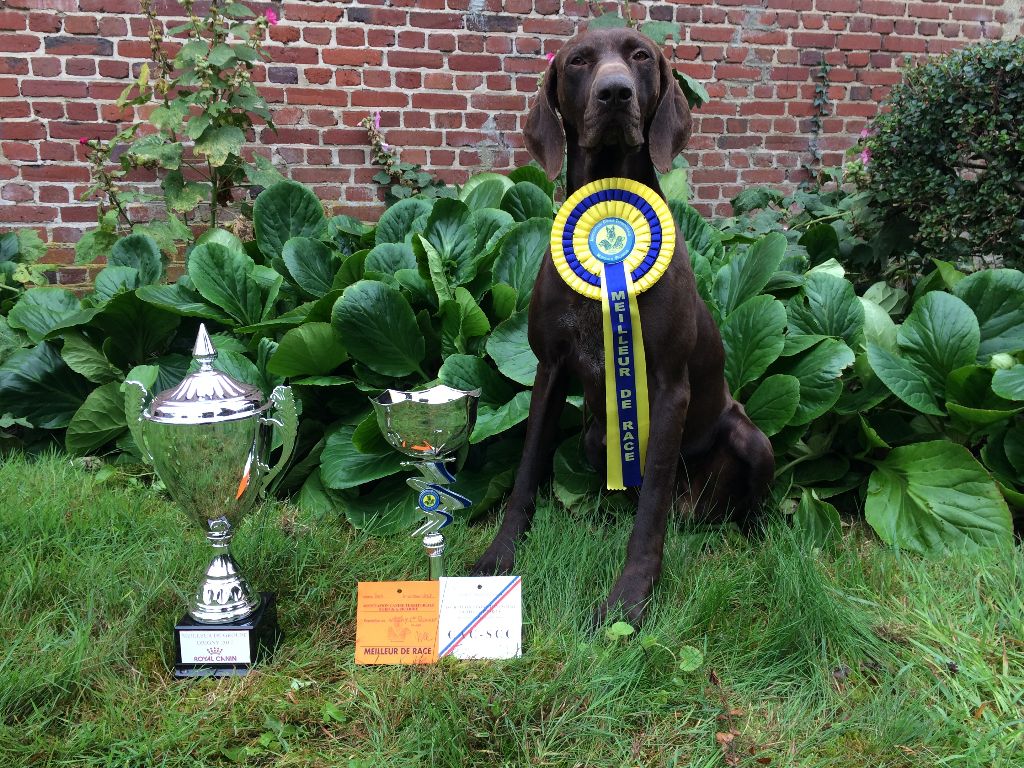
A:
[189, 518, 261, 624]
[423, 532, 445, 580]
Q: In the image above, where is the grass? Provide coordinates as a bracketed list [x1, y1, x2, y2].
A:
[1, 452, 1021, 767]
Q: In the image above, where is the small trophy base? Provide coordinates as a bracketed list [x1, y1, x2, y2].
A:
[173, 592, 281, 678]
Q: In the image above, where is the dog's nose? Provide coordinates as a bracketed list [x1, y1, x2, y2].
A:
[595, 75, 634, 106]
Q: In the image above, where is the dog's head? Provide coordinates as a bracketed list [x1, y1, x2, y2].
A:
[526, 28, 693, 180]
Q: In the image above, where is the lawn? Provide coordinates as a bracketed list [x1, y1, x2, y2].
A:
[1, 452, 1021, 767]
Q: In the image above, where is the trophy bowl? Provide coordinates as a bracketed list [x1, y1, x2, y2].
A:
[124, 324, 297, 626]
[372, 385, 479, 460]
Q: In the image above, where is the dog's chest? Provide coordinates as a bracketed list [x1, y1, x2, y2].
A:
[555, 299, 606, 378]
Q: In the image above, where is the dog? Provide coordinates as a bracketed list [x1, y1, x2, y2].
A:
[472, 28, 775, 624]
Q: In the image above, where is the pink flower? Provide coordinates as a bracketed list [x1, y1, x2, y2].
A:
[264, 8, 278, 26]
[79, 137, 88, 145]
[380, 143, 391, 152]
[859, 148, 871, 165]
[545, 52, 555, 64]
[859, 127, 869, 139]
[373, 111, 381, 130]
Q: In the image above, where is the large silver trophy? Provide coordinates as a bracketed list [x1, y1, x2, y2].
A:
[124, 324, 297, 677]
[371, 385, 479, 579]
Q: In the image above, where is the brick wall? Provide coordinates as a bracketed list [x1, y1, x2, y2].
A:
[0, 0, 1018, 287]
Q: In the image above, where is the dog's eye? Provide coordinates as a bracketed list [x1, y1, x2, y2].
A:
[569, 55, 587, 67]
[632, 50, 651, 62]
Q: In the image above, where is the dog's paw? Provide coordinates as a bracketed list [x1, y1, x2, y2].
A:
[593, 578, 653, 629]
[470, 541, 516, 576]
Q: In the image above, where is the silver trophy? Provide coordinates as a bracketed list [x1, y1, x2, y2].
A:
[371, 385, 479, 579]
[124, 324, 297, 676]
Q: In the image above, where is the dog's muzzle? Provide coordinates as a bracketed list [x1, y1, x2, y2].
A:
[579, 71, 644, 149]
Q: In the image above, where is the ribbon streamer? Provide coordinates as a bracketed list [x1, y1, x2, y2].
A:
[551, 178, 674, 489]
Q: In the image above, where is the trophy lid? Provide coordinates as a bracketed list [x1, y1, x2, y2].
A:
[146, 324, 268, 424]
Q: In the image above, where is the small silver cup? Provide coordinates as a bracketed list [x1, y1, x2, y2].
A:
[124, 325, 297, 624]
[371, 385, 479, 579]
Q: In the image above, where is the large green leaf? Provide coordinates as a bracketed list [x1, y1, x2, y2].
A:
[865, 441, 1012, 554]
[743, 374, 800, 437]
[267, 322, 347, 377]
[109, 233, 163, 285]
[135, 282, 233, 324]
[89, 292, 181, 370]
[713, 232, 787, 317]
[188, 242, 278, 326]
[0, 342, 92, 429]
[793, 488, 841, 548]
[93, 266, 141, 303]
[492, 217, 550, 312]
[334, 476, 420, 534]
[720, 295, 787, 393]
[471, 209, 516, 263]
[7, 288, 91, 343]
[500, 182, 553, 222]
[375, 198, 433, 245]
[281, 236, 341, 298]
[787, 272, 864, 347]
[253, 180, 327, 261]
[866, 291, 979, 415]
[552, 436, 602, 510]
[365, 242, 416, 275]
[486, 310, 537, 386]
[74, 227, 118, 266]
[775, 338, 854, 425]
[992, 366, 1024, 401]
[460, 174, 514, 210]
[60, 331, 122, 384]
[194, 125, 245, 167]
[320, 425, 404, 490]
[508, 165, 555, 198]
[66, 381, 127, 455]
[439, 353, 517, 406]
[331, 280, 425, 377]
[419, 197, 479, 286]
[439, 287, 490, 356]
[472, 390, 532, 443]
[952, 268, 1024, 357]
[161, 169, 208, 214]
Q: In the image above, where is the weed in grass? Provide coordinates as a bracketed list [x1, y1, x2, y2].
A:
[1, 453, 1021, 766]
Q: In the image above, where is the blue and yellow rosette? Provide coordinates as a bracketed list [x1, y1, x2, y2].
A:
[551, 178, 676, 490]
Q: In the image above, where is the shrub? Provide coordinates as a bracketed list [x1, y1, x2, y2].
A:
[1, 171, 1020, 554]
[863, 38, 1024, 267]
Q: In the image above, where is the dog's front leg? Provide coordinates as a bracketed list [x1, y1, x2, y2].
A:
[472, 361, 569, 575]
[596, 374, 690, 626]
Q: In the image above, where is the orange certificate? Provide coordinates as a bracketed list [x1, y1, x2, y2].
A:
[355, 581, 440, 665]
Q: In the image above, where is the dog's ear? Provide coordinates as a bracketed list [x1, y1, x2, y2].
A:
[648, 55, 692, 174]
[524, 62, 566, 181]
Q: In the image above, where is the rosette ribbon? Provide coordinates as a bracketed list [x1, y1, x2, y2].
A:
[550, 178, 676, 489]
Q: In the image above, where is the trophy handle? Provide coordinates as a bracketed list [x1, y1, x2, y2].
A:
[258, 385, 297, 495]
[123, 380, 154, 464]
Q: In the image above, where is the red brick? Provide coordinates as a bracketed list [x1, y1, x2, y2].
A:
[0, 11, 27, 30]
[0, 205, 57, 223]
[323, 48, 382, 67]
[0, 34, 41, 52]
[65, 15, 99, 34]
[908, 3, 951, 20]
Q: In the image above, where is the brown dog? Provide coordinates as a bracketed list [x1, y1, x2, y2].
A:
[473, 28, 775, 624]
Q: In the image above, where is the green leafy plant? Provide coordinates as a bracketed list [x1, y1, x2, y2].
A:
[3, 163, 1018, 554]
[361, 112, 453, 205]
[0, 229, 48, 315]
[76, 0, 285, 266]
[860, 38, 1024, 268]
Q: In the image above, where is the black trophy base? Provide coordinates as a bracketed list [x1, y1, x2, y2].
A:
[173, 592, 281, 678]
